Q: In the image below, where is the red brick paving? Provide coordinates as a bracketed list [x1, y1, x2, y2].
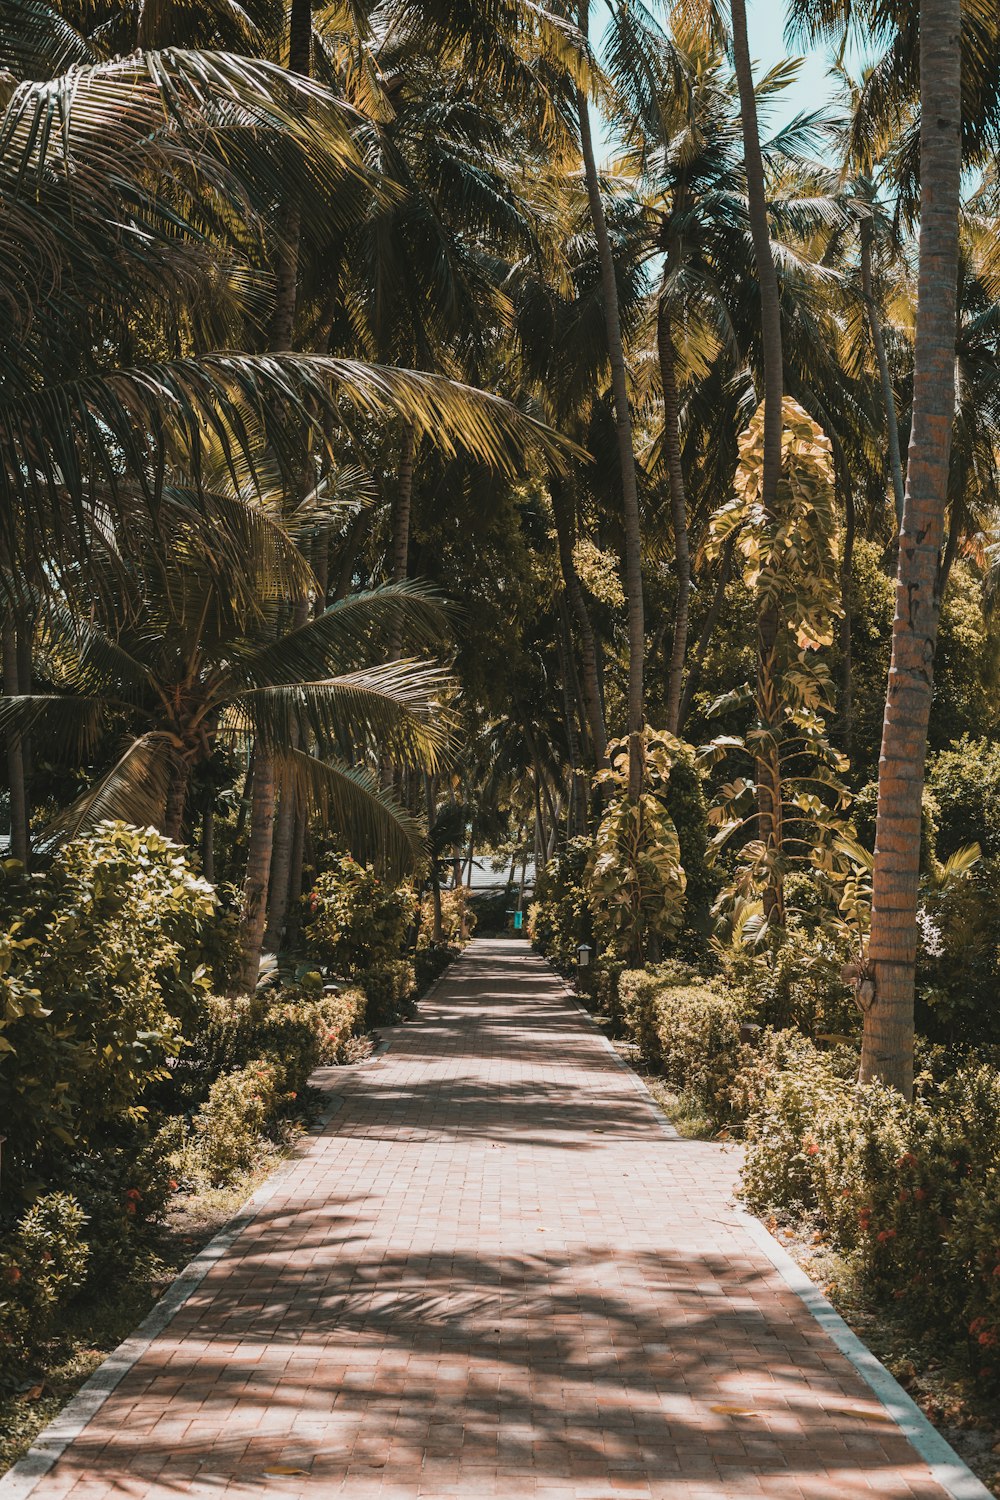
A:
[22, 938, 951, 1498]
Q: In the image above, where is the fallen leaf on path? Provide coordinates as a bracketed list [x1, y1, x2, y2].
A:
[263, 1466, 309, 1476]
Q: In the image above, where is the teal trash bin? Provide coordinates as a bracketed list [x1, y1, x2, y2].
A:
[513, 910, 523, 931]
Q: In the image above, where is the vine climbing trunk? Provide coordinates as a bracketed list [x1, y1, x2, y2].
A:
[860, 0, 962, 1098]
[657, 298, 691, 736]
[731, 0, 785, 923]
[576, 0, 644, 796]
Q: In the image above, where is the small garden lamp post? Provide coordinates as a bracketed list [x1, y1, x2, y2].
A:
[576, 942, 593, 969]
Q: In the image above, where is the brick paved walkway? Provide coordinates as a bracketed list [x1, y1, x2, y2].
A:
[16, 939, 958, 1499]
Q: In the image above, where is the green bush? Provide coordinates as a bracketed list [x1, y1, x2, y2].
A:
[723, 924, 859, 1039]
[305, 856, 416, 975]
[0, 1194, 89, 1361]
[652, 978, 748, 1127]
[528, 837, 593, 972]
[191, 1061, 287, 1185]
[358, 960, 417, 1026]
[419, 887, 475, 947]
[0, 823, 219, 1201]
[614, 963, 745, 1127]
[414, 944, 458, 994]
[617, 960, 699, 1064]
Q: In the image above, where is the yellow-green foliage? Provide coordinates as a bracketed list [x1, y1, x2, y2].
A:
[587, 731, 687, 961]
[305, 854, 417, 975]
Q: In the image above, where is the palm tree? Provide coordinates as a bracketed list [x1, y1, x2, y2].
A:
[576, 0, 646, 797]
[1, 501, 454, 983]
[860, 0, 963, 1095]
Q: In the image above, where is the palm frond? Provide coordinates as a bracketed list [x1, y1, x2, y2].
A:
[40, 734, 175, 845]
[239, 582, 452, 682]
[283, 747, 426, 881]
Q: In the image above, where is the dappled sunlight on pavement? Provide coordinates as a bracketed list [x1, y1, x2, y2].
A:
[13, 940, 953, 1498]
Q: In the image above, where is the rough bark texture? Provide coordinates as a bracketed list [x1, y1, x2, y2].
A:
[576, 2, 644, 771]
[163, 756, 191, 843]
[731, 0, 785, 919]
[678, 537, 733, 728]
[860, 0, 962, 1097]
[657, 299, 691, 735]
[861, 218, 906, 529]
[2, 624, 28, 866]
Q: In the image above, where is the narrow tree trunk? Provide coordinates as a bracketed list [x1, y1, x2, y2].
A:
[860, 0, 961, 1097]
[387, 422, 416, 664]
[576, 2, 644, 789]
[239, 751, 276, 990]
[657, 298, 691, 735]
[840, 475, 856, 759]
[426, 773, 443, 941]
[860, 218, 906, 529]
[201, 801, 215, 884]
[163, 756, 191, 843]
[2, 625, 27, 867]
[551, 477, 609, 767]
[731, 0, 786, 920]
[240, 0, 310, 985]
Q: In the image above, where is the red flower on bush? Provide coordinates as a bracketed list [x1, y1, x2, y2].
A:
[969, 1316, 989, 1336]
[898, 1189, 910, 1204]
[895, 1153, 917, 1170]
[913, 1187, 927, 1202]
[804, 1140, 820, 1157]
[3, 1265, 20, 1285]
[876, 1229, 897, 1244]
[124, 1187, 142, 1216]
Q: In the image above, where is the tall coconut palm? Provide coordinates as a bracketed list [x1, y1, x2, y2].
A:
[860, 0, 963, 1095]
[575, 0, 646, 797]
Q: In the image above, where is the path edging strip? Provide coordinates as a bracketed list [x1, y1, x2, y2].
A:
[548, 954, 993, 1500]
[737, 1208, 995, 1500]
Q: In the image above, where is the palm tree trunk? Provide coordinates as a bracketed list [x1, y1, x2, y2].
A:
[426, 773, 443, 941]
[239, 751, 276, 990]
[387, 421, 416, 664]
[2, 625, 28, 867]
[860, 218, 906, 529]
[657, 298, 691, 735]
[860, 0, 962, 1097]
[576, 2, 644, 792]
[731, 0, 785, 920]
[163, 756, 191, 843]
[239, 0, 310, 986]
[201, 801, 215, 884]
[551, 476, 609, 767]
[839, 474, 856, 760]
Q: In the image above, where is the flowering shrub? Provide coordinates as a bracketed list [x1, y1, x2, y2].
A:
[739, 1046, 1000, 1390]
[0, 1194, 89, 1360]
[305, 856, 416, 976]
[191, 1061, 287, 1184]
